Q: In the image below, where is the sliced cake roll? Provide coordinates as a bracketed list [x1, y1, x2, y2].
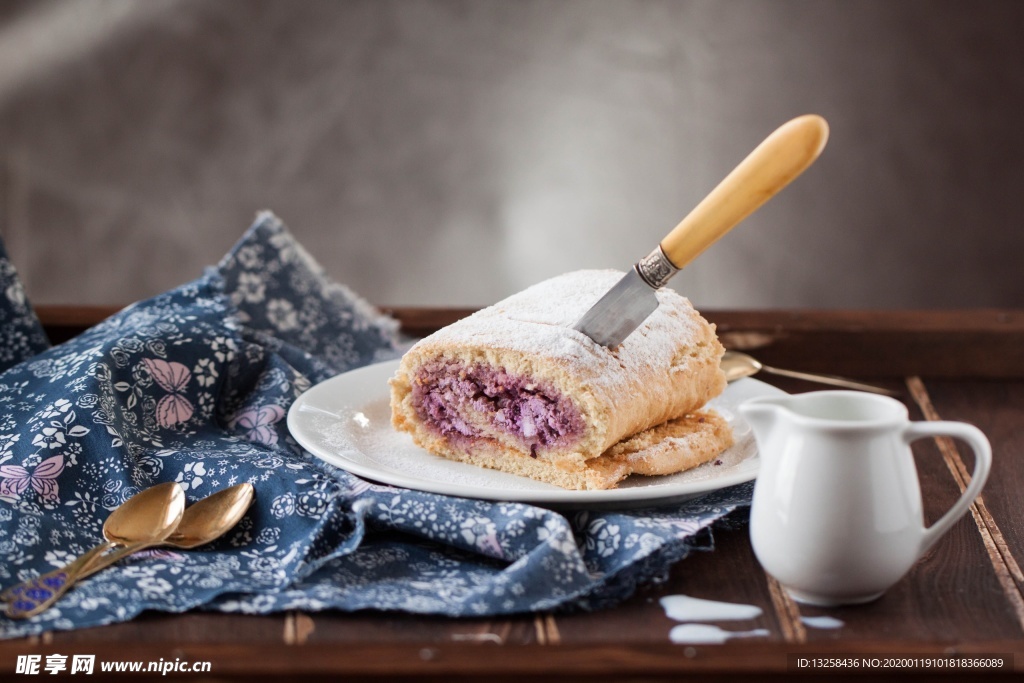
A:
[389, 270, 731, 490]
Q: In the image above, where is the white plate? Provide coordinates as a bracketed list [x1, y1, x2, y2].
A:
[288, 360, 785, 508]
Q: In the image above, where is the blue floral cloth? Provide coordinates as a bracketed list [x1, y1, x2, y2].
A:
[0, 212, 751, 638]
[0, 239, 49, 374]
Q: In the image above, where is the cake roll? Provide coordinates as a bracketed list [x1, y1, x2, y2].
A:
[389, 270, 731, 490]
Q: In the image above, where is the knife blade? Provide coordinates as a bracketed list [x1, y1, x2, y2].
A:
[574, 114, 830, 348]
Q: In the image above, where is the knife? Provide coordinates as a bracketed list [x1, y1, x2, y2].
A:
[573, 114, 829, 348]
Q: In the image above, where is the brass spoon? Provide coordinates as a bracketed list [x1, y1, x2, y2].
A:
[4, 481, 185, 619]
[2, 484, 253, 612]
[721, 350, 897, 396]
[76, 482, 255, 580]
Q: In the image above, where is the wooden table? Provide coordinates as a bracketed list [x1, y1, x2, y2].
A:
[2, 308, 1022, 681]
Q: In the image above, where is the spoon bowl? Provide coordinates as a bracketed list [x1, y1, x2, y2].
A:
[104, 482, 187, 547]
[721, 351, 763, 382]
[167, 482, 255, 548]
[77, 483, 256, 579]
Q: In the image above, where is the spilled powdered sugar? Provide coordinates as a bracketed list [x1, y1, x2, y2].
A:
[668, 624, 770, 645]
[656, 595, 844, 645]
[801, 615, 844, 629]
[659, 595, 769, 644]
[660, 595, 763, 622]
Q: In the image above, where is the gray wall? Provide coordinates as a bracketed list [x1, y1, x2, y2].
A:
[0, 0, 1021, 309]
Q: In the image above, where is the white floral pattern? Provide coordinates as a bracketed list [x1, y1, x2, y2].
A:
[0, 212, 751, 640]
[0, 240, 48, 372]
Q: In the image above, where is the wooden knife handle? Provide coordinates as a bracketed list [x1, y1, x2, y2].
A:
[660, 114, 829, 269]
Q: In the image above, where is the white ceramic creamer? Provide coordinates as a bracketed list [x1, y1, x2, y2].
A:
[740, 390, 991, 606]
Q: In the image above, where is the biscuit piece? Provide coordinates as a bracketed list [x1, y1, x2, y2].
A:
[604, 408, 734, 476]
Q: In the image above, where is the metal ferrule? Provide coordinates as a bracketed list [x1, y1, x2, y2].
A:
[635, 245, 680, 289]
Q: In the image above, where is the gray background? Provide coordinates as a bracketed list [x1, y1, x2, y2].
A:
[0, 0, 1021, 309]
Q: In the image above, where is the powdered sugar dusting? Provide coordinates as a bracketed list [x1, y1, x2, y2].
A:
[404, 270, 715, 391]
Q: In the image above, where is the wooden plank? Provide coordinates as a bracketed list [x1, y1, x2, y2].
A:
[1, 640, 1020, 681]
[916, 380, 1024, 617]
[307, 612, 536, 646]
[35, 307, 1024, 378]
[45, 612, 286, 645]
[381, 306, 476, 339]
[765, 575, 806, 643]
[553, 524, 790, 644]
[709, 310, 1024, 380]
[37, 307, 1024, 337]
[32, 305, 479, 344]
[710, 309, 1024, 333]
[284, 611, 316, 645]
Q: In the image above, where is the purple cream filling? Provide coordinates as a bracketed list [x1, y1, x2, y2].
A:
[412, 360, 583, 450]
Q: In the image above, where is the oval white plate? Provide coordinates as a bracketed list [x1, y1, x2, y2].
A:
[287, 360, 785, 508]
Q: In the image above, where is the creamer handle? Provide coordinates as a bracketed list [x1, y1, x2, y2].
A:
[905, 422, 992, 556]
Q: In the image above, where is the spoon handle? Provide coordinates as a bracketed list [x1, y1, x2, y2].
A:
[76, 541, 159, 581]
[3, 542, 114, 619]
[759, 364, 898, 396]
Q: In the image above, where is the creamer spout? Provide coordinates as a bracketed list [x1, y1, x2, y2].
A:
[738, 396, 789, 446]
